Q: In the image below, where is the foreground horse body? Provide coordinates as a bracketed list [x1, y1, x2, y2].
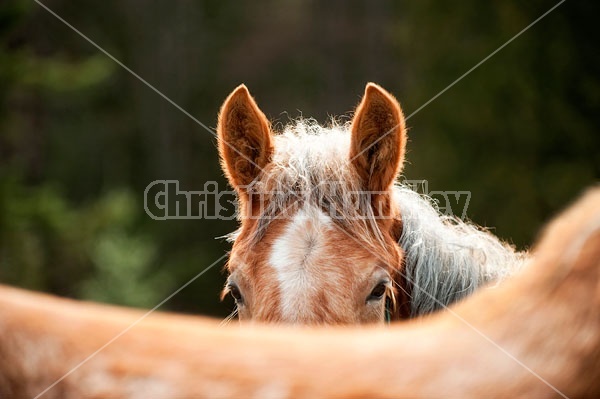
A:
[1, 188, 599, 398]
[218, 83, 524, 323]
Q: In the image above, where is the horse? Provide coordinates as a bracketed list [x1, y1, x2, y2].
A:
[1, 187, 598, 398]
[217, 83, 526, 324]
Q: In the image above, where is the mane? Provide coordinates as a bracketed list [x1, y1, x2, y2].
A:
[232, 119, 526, 316]
[394, 186, 526, 316]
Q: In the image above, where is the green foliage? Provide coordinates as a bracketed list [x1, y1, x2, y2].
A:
[9, 53, 115, 92]
[0, 177, 169, 307]
[79, 196, 172, 307]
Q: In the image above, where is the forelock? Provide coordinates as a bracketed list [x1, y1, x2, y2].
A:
[240, 119, 391, 252]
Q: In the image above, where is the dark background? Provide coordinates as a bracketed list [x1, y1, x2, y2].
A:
[0, 0, 597, 317]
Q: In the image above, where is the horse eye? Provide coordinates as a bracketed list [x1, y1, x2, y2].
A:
[368, 282, 387, 301]
[229, 285, 244, 304]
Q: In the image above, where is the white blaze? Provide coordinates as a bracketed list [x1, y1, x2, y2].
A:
[268, 205, 333, 322]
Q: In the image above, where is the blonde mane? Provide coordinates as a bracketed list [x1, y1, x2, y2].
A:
[394, 185, 526, 315]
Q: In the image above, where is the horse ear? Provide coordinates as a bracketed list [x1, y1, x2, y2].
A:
[217, 84, 273, 192]
[349, 83, 406, 192]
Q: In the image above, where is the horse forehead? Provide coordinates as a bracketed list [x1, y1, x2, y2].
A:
[268, 205, 334, 271]
[269, 203, 377, 264]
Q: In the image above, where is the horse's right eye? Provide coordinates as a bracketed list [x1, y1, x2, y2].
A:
[229, 285, 244, 304]
[367, 282, 388, 302]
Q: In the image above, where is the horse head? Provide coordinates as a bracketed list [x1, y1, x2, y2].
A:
[217, 83, 408, 324]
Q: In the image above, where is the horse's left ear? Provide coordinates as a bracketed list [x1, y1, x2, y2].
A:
[349, 83, 406, 192]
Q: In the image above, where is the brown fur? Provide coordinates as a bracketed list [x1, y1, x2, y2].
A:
[0, 187, 599, 398]
[228, 213, 402, 324]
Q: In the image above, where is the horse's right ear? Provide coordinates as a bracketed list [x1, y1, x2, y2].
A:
[217, 85, 273, 193]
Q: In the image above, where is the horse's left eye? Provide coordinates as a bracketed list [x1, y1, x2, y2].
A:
[228, 284, 244, 305]
[367, 282, 387, 301]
